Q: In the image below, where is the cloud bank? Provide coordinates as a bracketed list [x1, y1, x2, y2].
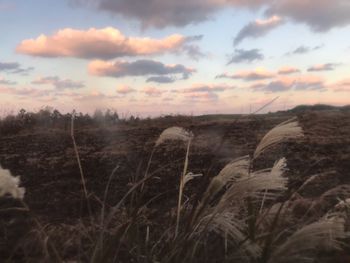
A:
[17, 27, 190, 59]
[71, 0, 350, 31]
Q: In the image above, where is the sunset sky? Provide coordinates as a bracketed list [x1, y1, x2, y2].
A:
[1, 0, 350, 116]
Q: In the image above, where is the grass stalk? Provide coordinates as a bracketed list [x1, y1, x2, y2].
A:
[71, 111, 92, 217]
[175, 138, 191, 238]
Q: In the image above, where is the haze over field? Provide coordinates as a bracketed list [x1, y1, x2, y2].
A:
[1, 0, 350, 115]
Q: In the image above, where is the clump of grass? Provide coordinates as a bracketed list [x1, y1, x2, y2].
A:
[89, 116, 348, 263]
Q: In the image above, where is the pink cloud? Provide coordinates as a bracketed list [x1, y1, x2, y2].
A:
[329, 79, 350, 92]
[218, 68, 275, 81]
[17, 27, 187, 59]
[116, 85, 136, 95]
[183, 92, 219, 102]
[0, 86, 13, 93]
[143, 87, 164, 97]
[0, 86, 53, 97]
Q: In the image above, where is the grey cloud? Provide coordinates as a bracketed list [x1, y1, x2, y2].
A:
[182, 84, 233, 93]
[0, 61, 34, 75]
[251, 78, 326, 93]
[146, 76, 176, 84]
[185, 35, 203, 42]
[293, 46, 310, 54]
[71, 0, 225, 28]
[255, 81, 293, 93]
[278, 67, 301, 75]
[294, 82, 326, 91]
[307, 63, 339, 72]
[175, 35, 205, 60]
[32, 76, 85, 89]
[12, 67, 34, 75]
[288, 45, 323, 55]
[0, 78, 17, 85]
[71, 0, 350, 31]
[234, 16, 283, 46]
[90, 59, 195, 79]
[217, 71, 274, 81]
[181, 44, 206, 60]
[228, 49, 264, 64]
[0, 62, 20, 71]
[266, 0, 350, 32]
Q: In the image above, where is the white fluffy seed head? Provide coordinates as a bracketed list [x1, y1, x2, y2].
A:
[254, 118, 303, 159]
[215, 158, 288, 212]
[155, 126, 193, 146]
[0, 167, 25, 199]
[200, 156, 250, 207]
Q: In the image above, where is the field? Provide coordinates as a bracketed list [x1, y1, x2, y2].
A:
[1, 107, 350, 262]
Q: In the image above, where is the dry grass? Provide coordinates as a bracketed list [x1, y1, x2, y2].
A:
[1, 116, 349, 263]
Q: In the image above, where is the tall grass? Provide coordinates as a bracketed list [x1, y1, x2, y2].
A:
[1, 116, 349, 262]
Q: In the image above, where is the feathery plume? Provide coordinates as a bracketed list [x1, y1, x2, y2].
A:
[254, 118, 303, 159]
[155, 126, 193, 146]
[217, 158, 288, 211]
[0, 167, 25, 199]
[201, 156, 250, 205]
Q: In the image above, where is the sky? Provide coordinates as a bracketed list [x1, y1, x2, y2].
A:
[1, 0, 350, 116]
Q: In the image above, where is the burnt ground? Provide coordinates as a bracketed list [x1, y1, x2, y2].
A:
[0, 110, 350, 261]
